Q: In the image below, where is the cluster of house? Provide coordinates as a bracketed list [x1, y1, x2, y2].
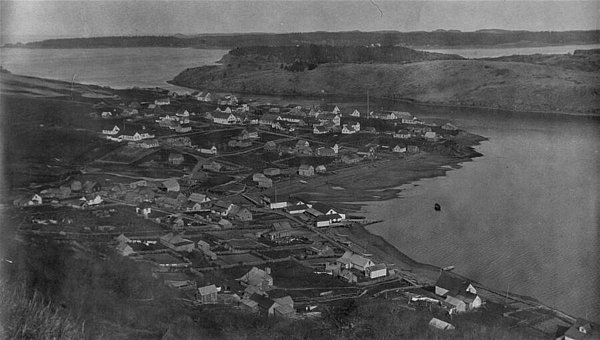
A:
[434, 272, 483, 314]
[155, 109, 192, 133]
[101, 125, 157, 146]
[325, 250, 388, 283]
[236, 267, 297, 318]
[15, 179, 105, 209]
[262, 196, 347, 228]
[228, 127, 259, 148]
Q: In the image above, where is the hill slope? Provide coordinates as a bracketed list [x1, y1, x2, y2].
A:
[172, 59, 599, 115]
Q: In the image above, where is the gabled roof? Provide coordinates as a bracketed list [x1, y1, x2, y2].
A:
[316, 214, 341, 222]
[272, 221, 292, 231]
[238, 267, 272, 286]
[162, 178, 179, 190]
[212, 111, 235, 119]
[349, 254, 373, 268]
[115, 234, 131, 243]
[274, 304, 295, 316]
[367, 263, 387, 272]
[312, 203, 336, 215]
[188, 192, 209, 203]
[435, 272, 473, 293]
[198, 284, 218, 296]
[273, 296, 294, 308]
[250, 293, 276, 310]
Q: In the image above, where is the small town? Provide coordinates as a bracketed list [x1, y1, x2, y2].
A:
[6, 83, 592, 339]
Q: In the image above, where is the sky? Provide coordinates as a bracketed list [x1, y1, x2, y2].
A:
[1, 1, 598, 43]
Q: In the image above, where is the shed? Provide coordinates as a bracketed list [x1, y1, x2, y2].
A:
[298, 164, 314, 177]
[429, 318, 455, 330]
[197, 284, 218, 304]
[162, 178, 180, 192]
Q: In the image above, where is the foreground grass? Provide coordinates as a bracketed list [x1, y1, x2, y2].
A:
[0, 280, 84, 339]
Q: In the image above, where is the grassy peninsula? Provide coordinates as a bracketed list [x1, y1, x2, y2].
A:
[171, 45, 600, 115]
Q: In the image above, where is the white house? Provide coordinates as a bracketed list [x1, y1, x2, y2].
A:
[393, 145, 407, 153]
[199, 146, 218, 155]
[350, 109, 360, 117]
[102, 125, 120, 135]
[365, 264, 387, 279]
[155, 98, 171, 106]
[342, 124, 357, 134]
[213, 112, 237, 125]
[262, 195, 288, 209]
[424, 131, 437, 141]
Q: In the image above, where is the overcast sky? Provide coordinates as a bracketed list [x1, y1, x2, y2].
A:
[1, 1, 598, 42]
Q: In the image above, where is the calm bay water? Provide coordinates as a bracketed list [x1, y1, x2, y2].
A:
[0, 47, 228, 91]
[1, 46, 598, 321]
[418, 43, 600, 58]
[362, 107, 600, 322]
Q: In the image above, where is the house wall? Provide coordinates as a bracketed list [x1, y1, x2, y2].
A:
[368, 268, 387, 279]
[201, 293, 218, 304]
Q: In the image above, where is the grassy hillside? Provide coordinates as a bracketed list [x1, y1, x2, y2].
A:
[172, 59, 600, 115]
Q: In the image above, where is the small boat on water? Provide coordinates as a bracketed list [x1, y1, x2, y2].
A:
[434, 203, 441, 211]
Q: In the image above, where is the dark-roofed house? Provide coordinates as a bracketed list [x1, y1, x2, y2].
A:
[250, 294, 279, 317]
[357, 146, 376, 157]
[313, 125, 329, 135]
[435, 272, 477, 297]
[188, 192, 211, 206]
[556, 321, 594, 340]
[435, 272, 482, 313]
[160, 233, 195, 252]
[197, 284, 218, 304]
[267, 221, 293, 240]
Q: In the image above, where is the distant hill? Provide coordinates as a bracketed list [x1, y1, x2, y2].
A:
[5, 30, 600, 49]
[221, 45, 465, 65]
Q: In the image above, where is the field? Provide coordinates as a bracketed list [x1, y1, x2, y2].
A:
[215, 253, 265, 266]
